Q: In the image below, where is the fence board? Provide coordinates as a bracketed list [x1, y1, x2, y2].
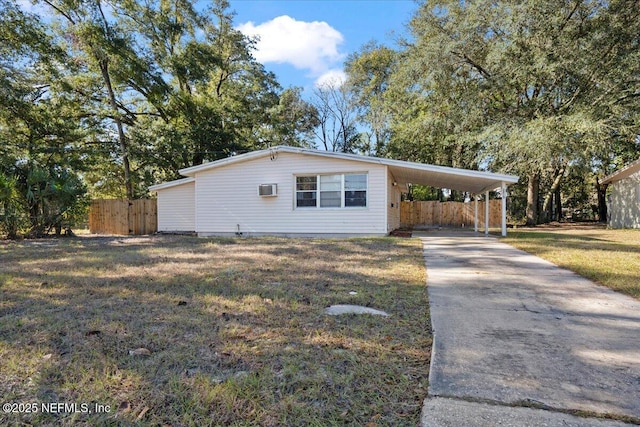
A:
[400, 199, 503, 228]
[89, 199, 157, 235]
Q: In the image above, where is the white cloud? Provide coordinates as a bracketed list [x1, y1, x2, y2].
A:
[314, 69, 347, 89]
[237, 15, 344, 75]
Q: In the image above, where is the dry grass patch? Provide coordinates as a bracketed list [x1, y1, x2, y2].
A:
[0, 235, 430, 426]
[502, 226, 640, 298]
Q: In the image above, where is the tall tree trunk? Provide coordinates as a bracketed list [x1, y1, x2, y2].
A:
[100, 60, 133, 199]
[374, 128, 384, 155]
[554, 187, 562, 221]
[526, 173, 539, 226]
[541, 169, 565, 224]
[545, 193, 554, 222]
[596, 177, 608, 223]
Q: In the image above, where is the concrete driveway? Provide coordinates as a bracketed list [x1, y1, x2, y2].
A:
[418, 231, 640, 426]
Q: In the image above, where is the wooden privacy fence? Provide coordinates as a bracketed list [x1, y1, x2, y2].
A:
[400, 200, 503, 228]
[89, 199, 157, 235]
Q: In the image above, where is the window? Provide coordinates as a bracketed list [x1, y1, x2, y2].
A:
[296, 176, 317, 207]
[320, 175, 341, 207]
[296, 174, 367, 208]
[345, 174, 367, 207]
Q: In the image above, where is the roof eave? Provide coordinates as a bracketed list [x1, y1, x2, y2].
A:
[171, 145, 519, 192]
[287, 146, 520, 185]
[601, 158, 640, 184]
[179, 149, 275, 176]
[149, 177, 195, 191]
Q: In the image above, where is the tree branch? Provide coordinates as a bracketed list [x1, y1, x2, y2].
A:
[42, 0, 75, 24]
[451, 51, 491, 79]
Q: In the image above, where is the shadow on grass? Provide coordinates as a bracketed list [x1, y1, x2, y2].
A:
[506, 230, 640, 253]
[0, 235, 430, 426]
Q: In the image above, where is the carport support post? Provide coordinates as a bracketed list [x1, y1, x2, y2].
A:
[485, 191, 489, 235]
[501, 182, 507, 237]
[474, 195, 478, 232]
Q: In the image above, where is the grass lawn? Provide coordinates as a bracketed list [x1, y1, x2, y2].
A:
[0, 235, 430, 426]
[501, 225, 640, 299]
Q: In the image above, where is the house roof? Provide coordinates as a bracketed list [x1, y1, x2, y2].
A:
[167, 146, 518, 194]
[148, 177, 194, 191]
[601, 158, 640, 185]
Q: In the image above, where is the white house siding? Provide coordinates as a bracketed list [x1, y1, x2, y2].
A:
[157, 181, 195, 232]
[194, 152, 388, 236]
[609, 170, 640, 228]
[386, 168, 401, 231]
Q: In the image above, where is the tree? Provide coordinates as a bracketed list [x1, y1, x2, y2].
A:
[263, 87, 319, 147]
[345, 42, 395, 156]
[0, 0, 90, 237]
[312, 79, 360, 153]
[0, 174, 22, 239]
[41, 0, 137, 198]
[2, 0, 326, 237]
[386, 0, 640, 224]
[30, 0, 305, 196]
[105, 0, 287, 184]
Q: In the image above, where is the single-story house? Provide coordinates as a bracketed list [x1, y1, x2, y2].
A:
[601, 158, 640, 228]
[149, 146, 519, 237]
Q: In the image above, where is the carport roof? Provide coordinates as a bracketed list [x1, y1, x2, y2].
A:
[178, 146, 519, 194]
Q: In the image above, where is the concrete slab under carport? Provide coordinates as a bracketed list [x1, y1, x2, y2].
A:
[417, 230, 640, 426]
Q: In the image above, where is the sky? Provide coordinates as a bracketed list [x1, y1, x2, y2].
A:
[231, 0, 418, 93]
[16, 0, 418, 94]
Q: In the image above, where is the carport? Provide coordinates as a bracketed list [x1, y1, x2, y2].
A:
[375, 158, 519, 236]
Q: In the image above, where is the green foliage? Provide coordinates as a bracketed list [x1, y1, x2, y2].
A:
[0, 174, 25, 239]
[0, 0, 90, 238]
[23, 166, 89, 236]
[0, 0, 322, 233]
[6, 0, 637, 229]
[407, 185, 440, 202]
[345, 42, 396, 155]
[369, 0, 640, 223]
[263, 87, 319, 147]
[81, 0, 313, 192]
[0, 166, 88, 238]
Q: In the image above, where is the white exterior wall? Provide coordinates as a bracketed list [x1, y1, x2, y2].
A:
[387, 169, 401, 231]
[609, 170, 640, 228]
[194, 152, 388, 236]
[156, 181, 195, 232]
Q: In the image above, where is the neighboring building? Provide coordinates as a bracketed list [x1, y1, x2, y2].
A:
[149, 146, 518, 237]
[602, 158, 640, 229]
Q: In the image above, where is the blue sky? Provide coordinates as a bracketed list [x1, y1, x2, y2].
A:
[232, 0, 417, 92]
[17, 0, 417, 94]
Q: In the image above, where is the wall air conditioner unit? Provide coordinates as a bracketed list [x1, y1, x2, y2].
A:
[258, 183, 277, 197]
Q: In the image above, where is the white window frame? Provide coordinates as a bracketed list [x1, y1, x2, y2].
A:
[295, 173, 368, 209]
